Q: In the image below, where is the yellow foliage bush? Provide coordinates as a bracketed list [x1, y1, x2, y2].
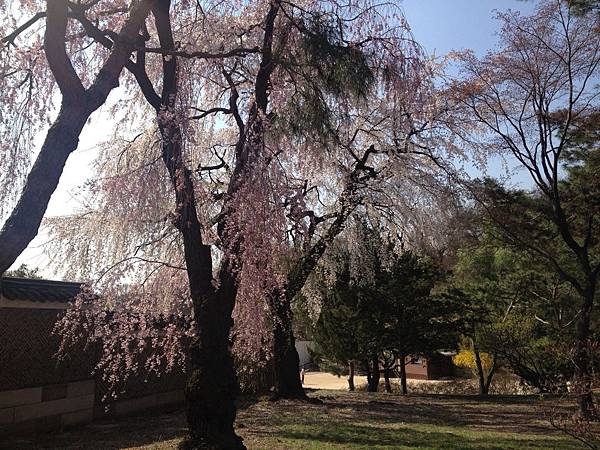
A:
[453, 349, 494, 375]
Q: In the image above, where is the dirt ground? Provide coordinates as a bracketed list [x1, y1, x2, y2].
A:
[302, 371, 443, 390]
[302, 371, 367, 390]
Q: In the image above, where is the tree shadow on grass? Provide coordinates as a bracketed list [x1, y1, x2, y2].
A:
[306, 391, 561, 434]
[272, 422, 584, 450]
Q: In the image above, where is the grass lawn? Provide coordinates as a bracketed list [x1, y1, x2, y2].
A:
[0, 390, 586, 449]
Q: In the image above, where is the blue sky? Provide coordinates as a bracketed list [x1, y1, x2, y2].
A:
[402, 0, 537, 187]
[402, 0, 536, 57]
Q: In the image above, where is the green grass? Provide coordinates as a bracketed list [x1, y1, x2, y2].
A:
[0, 390, 588, 449]
[259, 420, 582, 449]
[241, 390, 585, 449]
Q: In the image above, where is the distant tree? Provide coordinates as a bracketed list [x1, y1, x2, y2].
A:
[369, 250, 461, 394]
[445, 240, 531, 394]
[314, 262, 363, 391]
[446, 230, 585, 394]
[315, 222, 462, 394]
[481, 315, 576, 392]
[453, 0, 600, 416]
[4, 263, 42, 279]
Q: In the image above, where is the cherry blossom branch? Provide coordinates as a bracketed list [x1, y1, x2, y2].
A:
[96, 255, 186, 283]
[1, 12, 47, 46]
[287, 144, 381, 297]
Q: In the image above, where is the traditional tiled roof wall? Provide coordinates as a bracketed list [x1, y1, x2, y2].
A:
[0, 277, 82, 304]
[0, 277, 185, 435]
[0, 277, 92, 391]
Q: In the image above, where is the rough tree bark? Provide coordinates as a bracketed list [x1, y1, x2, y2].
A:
[0, 0, 155, 276]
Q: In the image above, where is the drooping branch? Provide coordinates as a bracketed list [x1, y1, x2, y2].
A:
[140, 45, 261, 59]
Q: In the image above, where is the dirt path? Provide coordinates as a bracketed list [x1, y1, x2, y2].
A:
[302, 371, 367, 390]
[302, 371, 445, 391]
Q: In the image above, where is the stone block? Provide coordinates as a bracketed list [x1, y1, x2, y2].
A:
[33, 414, 62, 432]
[42, 383, 67, 402]
[0, 387, 41, 409]
[61, 408, 93, 427]
[67, 380, 94, 398]
[114, 394, 157, 416]
[14, 394, 93, 422]
[155, 390, 184, 406]
[0, 407, 14, 425]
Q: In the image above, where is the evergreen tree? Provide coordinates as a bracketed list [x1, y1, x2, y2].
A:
[315, 223, 463, 393]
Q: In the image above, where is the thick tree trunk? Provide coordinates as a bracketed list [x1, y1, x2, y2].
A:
[399, 355, 408, 395]
[151, 0, 244, 444]
[367, 356, 380, 392]
[159, 107, 244, 450]
[273, 318, 306, 399]
[347, 361, 355, 391]
[160, 133, 243, 447]
[271, 296, 305, 399]
[383, 367, 392, 393]
[186, 281, 244, 449]
[574, 288, 596, 419]
[185, 0, 283, 438]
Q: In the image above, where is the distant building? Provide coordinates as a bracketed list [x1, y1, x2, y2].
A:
[295, 340, 314, 369]
[403, 353, 455, 380]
